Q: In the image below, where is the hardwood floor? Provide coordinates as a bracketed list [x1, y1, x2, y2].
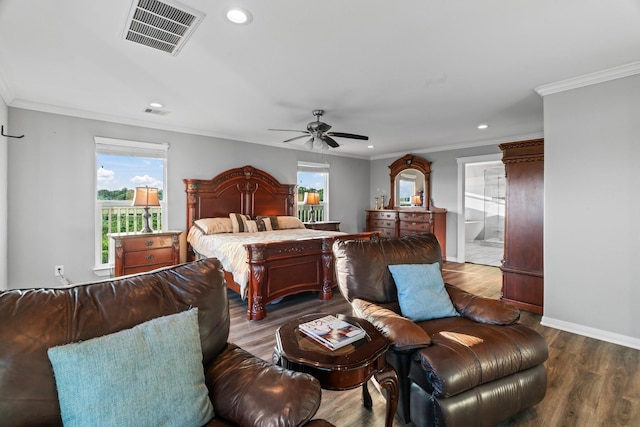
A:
[227, 262, 640, 426]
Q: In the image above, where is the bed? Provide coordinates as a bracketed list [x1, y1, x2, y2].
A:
[184, 165, 376, 320]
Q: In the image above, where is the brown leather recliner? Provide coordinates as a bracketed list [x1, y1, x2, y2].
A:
[0, 258, 333, 427]
[333, 234, 548, 427]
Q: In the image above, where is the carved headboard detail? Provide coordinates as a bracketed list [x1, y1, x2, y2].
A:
[184, 165, 296, 231]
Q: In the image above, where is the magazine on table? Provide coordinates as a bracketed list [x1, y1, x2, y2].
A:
[298, 315, 367, 350]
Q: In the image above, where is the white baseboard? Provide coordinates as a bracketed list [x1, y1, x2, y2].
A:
[541, 316, 640, 350]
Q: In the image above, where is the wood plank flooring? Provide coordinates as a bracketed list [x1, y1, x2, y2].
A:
[227, 262, 640, 426]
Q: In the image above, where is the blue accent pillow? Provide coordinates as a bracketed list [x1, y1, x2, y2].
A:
[47, 308, 214, 427]
[389, 263, 460, 321]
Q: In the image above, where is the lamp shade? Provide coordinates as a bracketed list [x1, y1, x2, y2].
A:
[304, 192, 320, 205]
[411, 195, 422, 206]
[132, 187, 160, 207]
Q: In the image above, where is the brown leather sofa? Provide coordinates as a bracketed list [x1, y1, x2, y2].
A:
[333, 234, 548, 427]
[0, 258, 333, 427]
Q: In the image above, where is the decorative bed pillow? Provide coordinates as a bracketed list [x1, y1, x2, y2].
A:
[229, 213, 252, 233]
[388, 263, 459, 322]
[194, 217, 233, 234]
[244, 220, 259, 233]
[277, 216, 306, 229]
[47, 309, 214, 427]
[255, 217, 273, 231]
[256, 215, 279, 230]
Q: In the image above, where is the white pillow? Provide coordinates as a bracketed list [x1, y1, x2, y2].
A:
[194, 218, 233, 234]
[229, 213, 252, 233]
[245, 220, 259, 233]
[255, 217, 273, 231]
[277, 216, 306, 229]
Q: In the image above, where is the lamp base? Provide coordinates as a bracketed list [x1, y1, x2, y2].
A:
[141, 207, 153, 233]
[308, 206, 316, 223]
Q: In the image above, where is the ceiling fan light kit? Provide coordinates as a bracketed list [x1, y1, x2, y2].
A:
[269, 110, 368, 150]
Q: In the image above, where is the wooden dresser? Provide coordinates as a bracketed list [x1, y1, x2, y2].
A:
[368, 153, 448, 259]
[365, 209, 447, 259]
[499, 139, 544, 314]
[109, 231, 181, 277]
[365, 210, 398, 238]
[398, 211, 431, 237]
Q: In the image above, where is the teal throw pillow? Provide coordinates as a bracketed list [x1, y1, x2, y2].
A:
[47, 308, 214, 427]
[389, 263, 459, 321]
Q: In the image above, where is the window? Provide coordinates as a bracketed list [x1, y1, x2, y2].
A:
[297, 161, 329, 222]
[94, 137, 168, 274]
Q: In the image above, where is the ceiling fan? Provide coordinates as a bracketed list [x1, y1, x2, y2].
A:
[269, 109, 368, 150]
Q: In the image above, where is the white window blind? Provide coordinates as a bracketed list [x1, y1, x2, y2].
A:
[95, 137, 169, 157]
[297, 161, 330, 173]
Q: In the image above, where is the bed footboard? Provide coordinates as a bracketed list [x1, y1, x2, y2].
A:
[244, 232, 377, 320]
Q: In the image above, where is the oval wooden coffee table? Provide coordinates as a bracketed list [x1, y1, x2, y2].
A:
[273, 313, 398, 427]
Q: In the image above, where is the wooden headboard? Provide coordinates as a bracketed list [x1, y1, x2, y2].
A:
[184, 165, 296, 231]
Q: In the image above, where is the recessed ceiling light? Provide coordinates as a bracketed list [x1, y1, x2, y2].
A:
[367, 145, 374, 149]
[226, 8, 252, 24]
[477, 124, 489, 130]
[149, 102, 163, 108]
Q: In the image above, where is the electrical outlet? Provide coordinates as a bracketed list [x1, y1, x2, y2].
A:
[55, 265, 64, 277]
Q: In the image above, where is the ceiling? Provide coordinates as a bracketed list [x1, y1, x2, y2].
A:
[1, 1, 640, 159]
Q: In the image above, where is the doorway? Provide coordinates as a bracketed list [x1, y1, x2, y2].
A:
[456, 154, 504, 266]
[464, 162, 504, 266]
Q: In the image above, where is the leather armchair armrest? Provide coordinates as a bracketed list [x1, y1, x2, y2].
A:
[352, 298, 431, 351]
[445, 283, 520, 325]
[205, 343, 323, 427]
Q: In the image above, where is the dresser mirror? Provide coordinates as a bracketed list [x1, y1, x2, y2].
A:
[388, 154, 431, 209]
[395, 168, 425, 207]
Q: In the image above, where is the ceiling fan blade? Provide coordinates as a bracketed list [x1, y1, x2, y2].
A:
[268, 128, 308, 133]
[320, 134, 340, 148]
[317, 122, 332, 133]
[326, 132, 369, 140]
[283, 133, 311, 143]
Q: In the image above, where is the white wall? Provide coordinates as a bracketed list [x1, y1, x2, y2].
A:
[370, 145, 501, 261]
[7, 108, 370, 288]
[0, 97, 7, 290]
[542, 73, 640, 348]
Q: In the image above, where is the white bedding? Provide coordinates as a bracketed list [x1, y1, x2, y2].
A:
[187, 227, 345, 298]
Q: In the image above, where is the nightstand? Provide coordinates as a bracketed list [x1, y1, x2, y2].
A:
[303, 221, 341, 231]
[109, 231, 181, 277]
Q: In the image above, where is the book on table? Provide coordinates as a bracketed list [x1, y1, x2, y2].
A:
[298, 315, 367, 350]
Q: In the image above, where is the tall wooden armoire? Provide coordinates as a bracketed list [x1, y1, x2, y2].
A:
[499, 139, 544, 314]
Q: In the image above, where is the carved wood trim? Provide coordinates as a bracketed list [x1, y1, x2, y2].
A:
[499, 138, 544, 165]
[387, 154, 432, 209]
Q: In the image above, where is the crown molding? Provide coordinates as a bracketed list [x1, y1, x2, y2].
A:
[8, 99, 210, 135]
[370, 132, 544, 161]
[7, 99, 372, 160]
[8, 98, 541, 161]
[535, 61, 640, 96]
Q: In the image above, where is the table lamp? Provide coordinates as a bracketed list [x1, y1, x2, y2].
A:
[132, 186, 160, 233]
[304, 192, 320, 223]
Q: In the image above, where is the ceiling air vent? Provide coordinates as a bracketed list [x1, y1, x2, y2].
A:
[122, 0, 205, 56]
[144, 108, 169, 115]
